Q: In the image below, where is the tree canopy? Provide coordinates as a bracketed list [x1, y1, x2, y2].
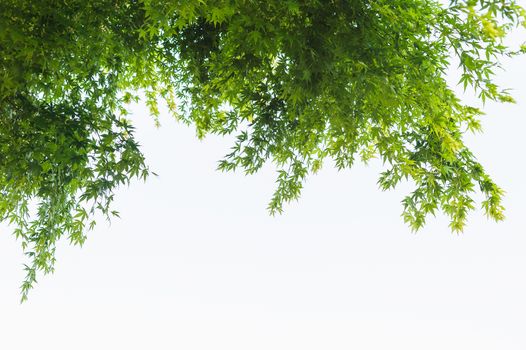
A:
[1, 0, 525, 299]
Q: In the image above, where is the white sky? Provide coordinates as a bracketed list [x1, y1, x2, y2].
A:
[1, 18, 526, 350]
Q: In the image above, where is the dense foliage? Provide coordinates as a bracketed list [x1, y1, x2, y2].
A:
[1, 0, 524, 299]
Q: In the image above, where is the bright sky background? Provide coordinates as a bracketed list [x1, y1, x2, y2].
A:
[1, 17, 526, 350]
